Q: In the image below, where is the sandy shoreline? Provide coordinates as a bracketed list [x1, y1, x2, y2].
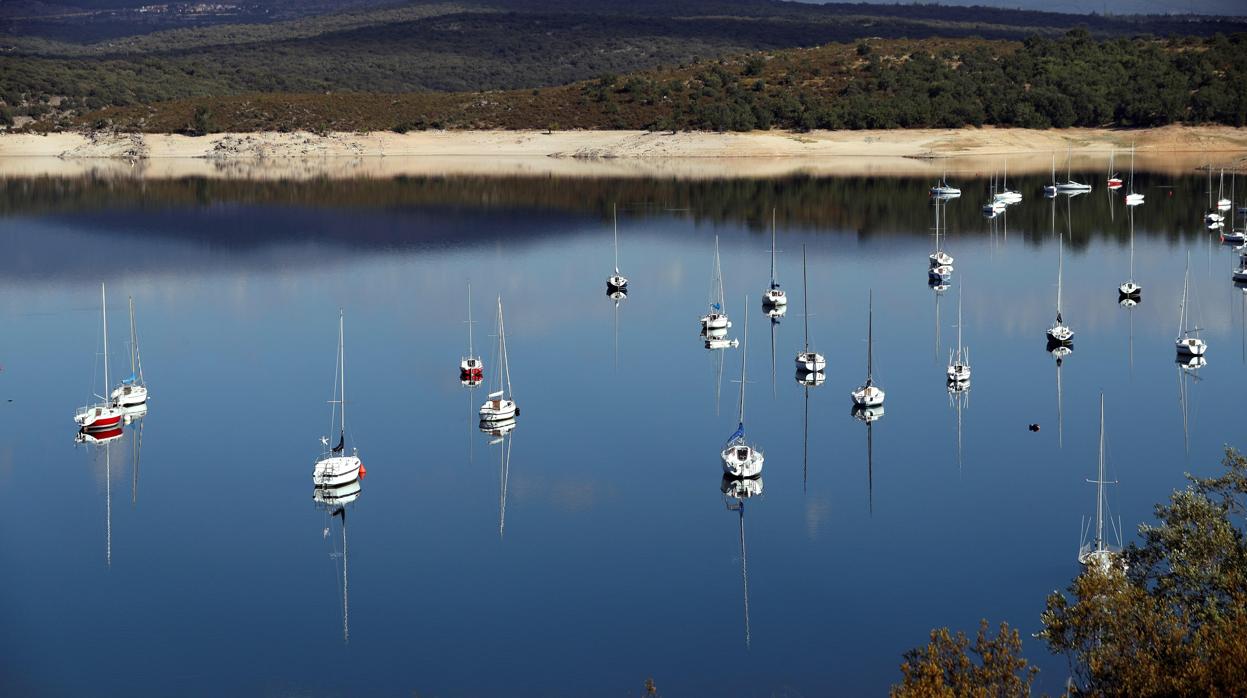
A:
[1, 126, 1245, 180]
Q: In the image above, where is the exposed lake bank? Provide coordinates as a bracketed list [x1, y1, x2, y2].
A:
[1, 126, 1245, 181]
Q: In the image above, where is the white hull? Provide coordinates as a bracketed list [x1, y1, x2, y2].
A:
[929, 252, 954, 268]
[1118, 282, 1141, 296]
[479, 397, 518, 422]
[1124, 193, 1144, 206]
[851, 384, 885, 408]
[608, 275, 629, 290]
[795, 351, 826, 373]
[701, 313, 731, 331]
[721, 444, 764, 479]
[460, 357, 484, 374]
[1221, 231, 1247, 244]
[706, 336, 739, 350]
[1233, 268, 1247, 283]
[1206, 212, 1224, 223]
[947, 363, 970, 383]
[1175, 338, 1207, 357]
[1218, 198, 1232, 211]
[111, 383, 148, 407]
[930, 186, 961, 197]
[1047, 325, 1074, 344]
[994, 191, 1022, 204]
[762, 289, 787, 306]
[313, 455, 362, 487]
[1056, 182, 1092, 193]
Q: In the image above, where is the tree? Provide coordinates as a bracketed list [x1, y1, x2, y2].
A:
[891, 621, 1036, 698]
[1039, 447, 1247, 697]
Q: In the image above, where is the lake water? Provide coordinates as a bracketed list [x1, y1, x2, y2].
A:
[1, 167, 1244, 696]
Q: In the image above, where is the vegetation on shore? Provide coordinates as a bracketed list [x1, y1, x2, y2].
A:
[17, 30, 1244, 134]
[892, 448, 1247, 697]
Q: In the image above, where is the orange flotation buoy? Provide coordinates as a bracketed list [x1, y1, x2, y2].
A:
[358, 463, 367, 479]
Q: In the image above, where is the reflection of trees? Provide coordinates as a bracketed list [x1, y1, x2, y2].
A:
[0, 172, 1211, 247]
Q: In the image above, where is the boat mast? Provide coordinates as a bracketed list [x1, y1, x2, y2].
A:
[956, 282, 963, 363]
[127, 296, 137, 378]
[499, 298, 513, 398]
[339, 310, 346, 446]
[737, 297, 749, 427]
[1179, 255, 1190, 338]
[613, 203, 620, 276]
[802, 245, 810, 353]
[467, 283, 474, 358]
[770, 208, 778, 288]
[1128, 206, 1135, 282]
[1057, 235, 1064, 322]
[101, 283, 110, 396]
[866, 291, 874, 387]
[1095, 393, 1105, 552]
[715, 237, 726, 312]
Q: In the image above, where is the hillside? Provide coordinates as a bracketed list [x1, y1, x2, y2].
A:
[57, 32, 1247, 134]
[2, 0, 1244, 126]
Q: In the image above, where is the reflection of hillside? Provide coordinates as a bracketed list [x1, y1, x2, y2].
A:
[0, 172, 1215, 249]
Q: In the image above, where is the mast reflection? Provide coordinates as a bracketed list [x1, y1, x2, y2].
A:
[721, 474, 761, 650]
[314, 478, 360, 644]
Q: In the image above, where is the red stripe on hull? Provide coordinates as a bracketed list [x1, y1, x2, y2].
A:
[84, 415, 123, 430]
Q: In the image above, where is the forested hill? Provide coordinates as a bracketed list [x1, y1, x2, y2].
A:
[1, 0, 1244, 125]
[64, 32, 1247, 134]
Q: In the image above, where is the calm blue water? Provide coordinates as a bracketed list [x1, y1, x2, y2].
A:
[0, 171, 1243, 696]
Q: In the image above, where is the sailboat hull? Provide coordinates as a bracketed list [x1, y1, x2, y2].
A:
[701, 314, 730, 331]
[1175, 338, 1207, 357]
[795, 352, 826, 373]
[479, 398, 518, 421]
[75, 404, 125, 430]
[721, 444, 764, 479]
[111, 384, 148, 407]
[313, 455, 361, 487]
[851, 385, 885, 407]
[762, 289, 787, 306]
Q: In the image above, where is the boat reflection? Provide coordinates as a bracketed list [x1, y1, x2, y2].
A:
[79, 428, 123, 567]
[480, 416, 516, 438]
[314, 479, 360, 643]
[1176, 355, 1204, 457]
[852, 405, 884, 514]
[721, 473, 760, 649]
[609, 288, 626, 370]
[948, 383, 968, 472]
[494, 429, 514, 539]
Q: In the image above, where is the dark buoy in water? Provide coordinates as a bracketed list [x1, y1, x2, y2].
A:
[1028, 423, 1041, 432]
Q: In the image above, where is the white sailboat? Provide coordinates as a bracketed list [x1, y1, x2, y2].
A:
[929, 197, 954, 269]
[75, 283, 126, 432]
[994, 159, 1022, 204]
[1205, 166, 1225, 224]
[794, 245, 826, 374]
[1078, 393, 1124, 573]
[1175, 254, 1207, 357]
[1055, 147, 1092, 193]
[110, 296, 148, 408]
[851, 291, 885, 408]
[721, 299, 763, 479]
[1046, 235, 1074, 345]
[480, 296, 519, 422]
[1123, 143, 1144, 207]
[1222, 173, 1245, 244]
[929, 170, 961, 198]
[313, 310, 363, 487]
[460, 283, 484, 384]
[1118, 205, 1142, 299]
[762, 208, 787, 309]
[946, 282, 970, 384]
[607, 203, 629, 292]
[700, 236, 731, 331]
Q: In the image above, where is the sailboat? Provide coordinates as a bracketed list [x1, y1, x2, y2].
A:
[607, 203, 629, 292]
[1222, 173, 1245, 245]
[1118, 204, 1142, 300]
[75, 283, 126, 432]
[1217, 169, 1231, 211]
[1205, 166, 1225, 224]
[946, 281, 970, 384]
[1123, 143, 1144, 206]
[721, 479, 759, 649]
[460, 283, 484, 384]
[313, 311, 363, 487]
[110, 296, 148, 408]
[1175, 254, 1207, 357]
[1106, 148, 1123, 189]
[994, 159, 1022, 204]
[314, 480, 360, 643]
[700, 236, 731, 332]
[1078, 393, 1124, 573]
[1043, 154, 1058, 198]
[794, 246, 826, 374]
[929, 170, 961, 199]
[1055, 146, 1092, 194]
[480, 296, 519, 422]
[721, 299, 763, 479]
[929, 197, 954, 270]
[762, 209, 787, 309]
[1046, 236, 1074, 345]
[851, 291, 885, 408]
